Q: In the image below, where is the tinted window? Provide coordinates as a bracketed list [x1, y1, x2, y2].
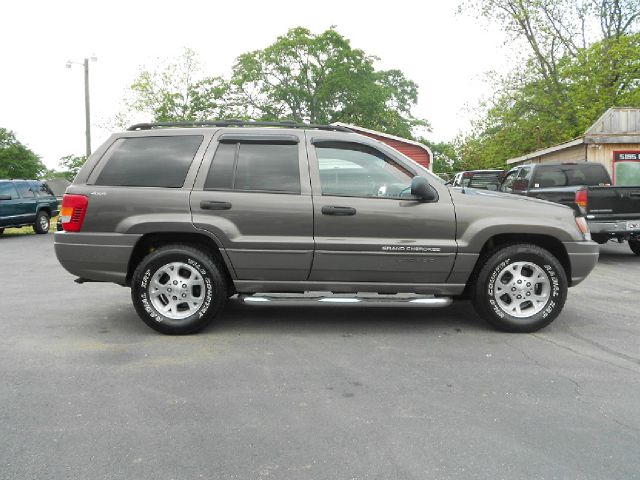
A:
[532, 164, 611, 188]
[500, 170, 519, 193]
[205, 143, 236, 190]
[316, 142, 414, 197]
[0, 182, 19, 199]
[205, 142, 300, 193]
[95, 136, 203, 188]
[36, 183, 54, 197]
[15, 182, 34, 198]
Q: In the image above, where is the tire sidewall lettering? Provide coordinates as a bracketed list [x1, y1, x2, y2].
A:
[139, 256, 214, 324]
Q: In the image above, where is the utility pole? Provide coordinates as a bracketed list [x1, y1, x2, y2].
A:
[84, 58, 91, 158]
[67, 55, 97, 158]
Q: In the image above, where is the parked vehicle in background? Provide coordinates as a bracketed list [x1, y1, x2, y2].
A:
[0, 180, 59, 235]
[55, 120, 598, 335]
[500, 163, 640, 254]
[450, 169, 505, 190]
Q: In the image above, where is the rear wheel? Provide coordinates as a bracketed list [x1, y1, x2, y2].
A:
[0, 228, 4, 235]
[630, 239, 640, 256]
[471, 244, 567, 333]
[131, 244, 228, 335]
[33, 211, 50, 234]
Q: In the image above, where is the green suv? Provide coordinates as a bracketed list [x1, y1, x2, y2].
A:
[0, 180, 59, 235]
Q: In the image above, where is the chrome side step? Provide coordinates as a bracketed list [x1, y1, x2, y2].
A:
[238, 292, 452, 308]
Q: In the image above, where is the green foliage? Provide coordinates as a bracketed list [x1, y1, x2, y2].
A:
[460, 0, 640, 168]
[127, 48, 232, 123]
[0, 128, 45, 179]
[57, 154, 87, 181]
[230, 27, 428, 138]
[420, 139, 465, 174]
[123, 29, 428, 139]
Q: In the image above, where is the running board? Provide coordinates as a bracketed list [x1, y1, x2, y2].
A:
[238, 293, 452, 308]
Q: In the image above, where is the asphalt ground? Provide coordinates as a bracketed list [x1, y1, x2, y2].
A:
[1, 234, 639, 480]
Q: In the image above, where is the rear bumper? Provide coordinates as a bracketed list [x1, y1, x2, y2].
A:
[588, 219, 640, 236]
[564, 241, 599, 287]
[54, 232, 141, 284]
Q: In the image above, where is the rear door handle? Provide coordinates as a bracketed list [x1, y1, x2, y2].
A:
[200, 200, 232, 210]
[321, 205, 356, 216]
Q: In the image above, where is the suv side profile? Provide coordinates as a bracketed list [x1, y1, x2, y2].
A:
[54, 121, 599, 335]
[0, 180, 59, 235]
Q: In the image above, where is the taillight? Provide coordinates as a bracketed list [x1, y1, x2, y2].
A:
[575, 189, 588, 209]
[60, 194, 88, 232]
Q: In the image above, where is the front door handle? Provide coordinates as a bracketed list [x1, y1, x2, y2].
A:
[200, 200, 232, 210]
[321, 205, 356, 216]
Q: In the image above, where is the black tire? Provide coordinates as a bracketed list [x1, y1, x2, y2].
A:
[471, 244, 568, 333]
[591, 234, 609, 245]
[33, 211, 50, 234]
[630, 239, 640, 256]
[0, 228, 4, 235]
[131, 244, 228, 335]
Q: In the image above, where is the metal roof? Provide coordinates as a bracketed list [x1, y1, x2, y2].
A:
[330, 122, 434, 158]
[506, 108, 640, 165]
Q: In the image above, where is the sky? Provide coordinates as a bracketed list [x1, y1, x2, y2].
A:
[0, 0, 512, 169]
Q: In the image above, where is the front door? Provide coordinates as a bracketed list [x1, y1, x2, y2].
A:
[307, 138, 457, 284]
[0, 182, 22, 227]
[191, 130, 314, 281]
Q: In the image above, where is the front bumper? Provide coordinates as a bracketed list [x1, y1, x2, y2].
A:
[564, 241, 599, 287]
[54, 232, 141, 284]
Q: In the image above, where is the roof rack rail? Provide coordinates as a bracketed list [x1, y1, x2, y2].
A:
[127, 119, 353, 133]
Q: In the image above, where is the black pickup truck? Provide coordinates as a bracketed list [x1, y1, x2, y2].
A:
[500, 163, 640, 254]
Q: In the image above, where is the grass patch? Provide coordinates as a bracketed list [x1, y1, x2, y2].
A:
[0, 216, 59, 237]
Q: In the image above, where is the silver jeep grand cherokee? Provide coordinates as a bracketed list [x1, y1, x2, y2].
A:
[55, 120, 599, 335]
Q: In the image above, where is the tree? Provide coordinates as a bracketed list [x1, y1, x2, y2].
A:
[126, 48, 232, 123]
[458, 0, 640, 168]
[0, 128, 45, 179]
[230, 27, 428, 138]
[56, 154, 87, 181]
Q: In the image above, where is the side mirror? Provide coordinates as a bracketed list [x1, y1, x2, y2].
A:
[0, 194, 11, 201]
[410, 176, 438, 202]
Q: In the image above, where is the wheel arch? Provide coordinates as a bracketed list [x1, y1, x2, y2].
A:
[126, 232, 236, 291]
[463, 233, 572, 296]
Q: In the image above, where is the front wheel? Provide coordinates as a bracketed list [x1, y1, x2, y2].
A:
[471, 244, 567, 333]
[33, 211, 50, 234]
[630, 239, 640, 256]
[131, 244, 228, 335]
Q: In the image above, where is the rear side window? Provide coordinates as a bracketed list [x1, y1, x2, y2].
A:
[95, 135, 203, 188]
[532, 164, 611, 188]
[0, 182, 19, 198]
[205, 142, 300, 193]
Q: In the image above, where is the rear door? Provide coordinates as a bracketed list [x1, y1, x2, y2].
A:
[13, 181, 37, 223]
[307, 135, 457, 284]
[190, 130, 314, 281]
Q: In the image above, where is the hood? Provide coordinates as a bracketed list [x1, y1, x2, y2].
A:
[450, 187, 572, 210]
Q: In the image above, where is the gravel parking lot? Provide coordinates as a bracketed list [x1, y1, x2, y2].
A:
[1, 234, 639, 480]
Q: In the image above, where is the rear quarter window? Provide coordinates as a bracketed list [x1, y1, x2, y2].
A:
[95, 135, 203, 188]
[532, 164, 611, 188]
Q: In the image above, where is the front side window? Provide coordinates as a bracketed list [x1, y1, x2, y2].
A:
[205, 142, 300, 193]
[315, 142, 414, 198]
[95, 135, 203, 188]
[0, 182, 19, 199]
